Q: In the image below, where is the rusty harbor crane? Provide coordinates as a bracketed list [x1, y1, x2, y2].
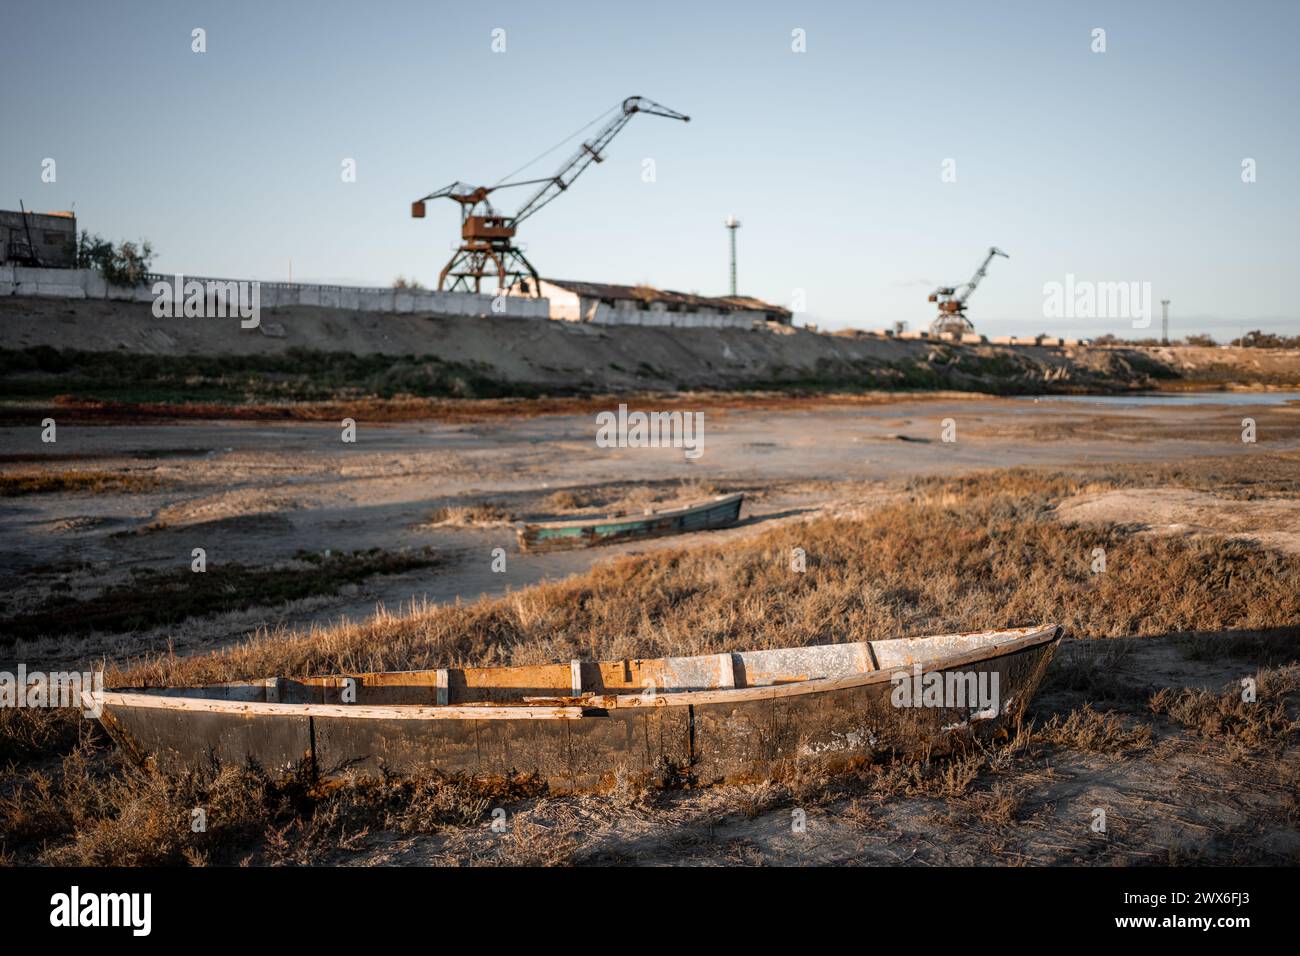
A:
[411, 96, 690, 295]
[928, 246, 1009, 336]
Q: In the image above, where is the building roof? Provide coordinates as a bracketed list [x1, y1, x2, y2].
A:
[544, 279, 790, 317]
[712, 294, 788, 313]
[0, 209, 76, 225]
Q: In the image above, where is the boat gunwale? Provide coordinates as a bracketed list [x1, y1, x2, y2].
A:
[92, 625, 1063, 721]
[515, 492, 744, 532]
[606, 625, 1061, 707]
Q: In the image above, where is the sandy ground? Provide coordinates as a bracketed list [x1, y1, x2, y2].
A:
[2, 394, 1297, 670]
[1057, 488, 1300, 555]
[1, 393, 1297, 867]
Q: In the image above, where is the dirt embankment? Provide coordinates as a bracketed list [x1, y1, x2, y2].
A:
[2, 297, 1297, 398]
[1136, 343, 1300, 389]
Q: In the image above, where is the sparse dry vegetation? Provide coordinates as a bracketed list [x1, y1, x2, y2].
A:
[425, 502, 514, 526]
[2, 461, 1296, 866]
[1034, 704, 1153, 755]
[1149, 666, 1299, 748]
[541, 479, 721, 517]
[0, 745, 543, 866]
[0, 549, 438, 644]
[94, 468, 1298, 690]
[0, 470, 164, 496]
[544, 488, 592, 511]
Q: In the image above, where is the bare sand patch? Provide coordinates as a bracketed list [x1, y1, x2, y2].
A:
[1054, 487, 1300, 554]
[147, 490, 304, 530]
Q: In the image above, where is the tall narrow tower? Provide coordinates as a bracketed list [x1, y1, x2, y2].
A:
[725, 216, 741, 296]
[1160, 299, 1170, 345]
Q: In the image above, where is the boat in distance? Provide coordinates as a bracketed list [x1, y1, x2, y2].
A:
[516, 492, 744, 552]
[89, 625, 1065, 793]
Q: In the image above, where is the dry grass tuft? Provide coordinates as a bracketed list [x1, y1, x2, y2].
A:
[0, 708, 83, 764]
[544, 489, 591, 511]
[0, 470, 164, 497]
[944, 782, 1026, 828]
[426, 502, 514, 526]
[857, 747, 988, 801]
[489, 817, 580, 867]
[1034, 704, 1153, 755]
[1149, 665, 1299, 747]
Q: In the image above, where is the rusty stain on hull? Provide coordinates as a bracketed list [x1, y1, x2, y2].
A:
[90, 625, 1064, 793]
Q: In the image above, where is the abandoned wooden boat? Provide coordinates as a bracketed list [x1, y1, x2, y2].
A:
[89, 625, 1064, 792]
[516, 492, 743, 552]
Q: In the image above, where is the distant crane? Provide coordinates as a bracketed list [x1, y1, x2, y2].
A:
[411, 96, 690, 295]
[928, 246, 1009, 336]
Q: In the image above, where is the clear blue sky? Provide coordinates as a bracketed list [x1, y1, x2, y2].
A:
[3, 0, 1296, 339]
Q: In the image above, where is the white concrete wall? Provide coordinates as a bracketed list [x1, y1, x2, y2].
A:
[577, 296, 758, 329]
[0, 264, 104, 299]
[532, 283, 583, 321]
[526, 279, 763, 328]
[0, 266, 552, 319]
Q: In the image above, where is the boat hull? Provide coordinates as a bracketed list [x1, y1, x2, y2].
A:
[517, 493, 743, 552]
[95, 626, 1063, 793]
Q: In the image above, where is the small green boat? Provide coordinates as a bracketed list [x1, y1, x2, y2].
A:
[517, 492, 744, 552]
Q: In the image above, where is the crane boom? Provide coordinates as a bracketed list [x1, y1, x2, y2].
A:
[512, 97, 689, 224]
[956, 246, 1008, 305]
